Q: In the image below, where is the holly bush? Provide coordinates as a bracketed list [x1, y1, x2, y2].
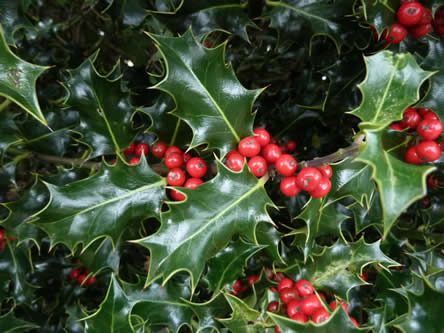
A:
[0, 0, 444, 332]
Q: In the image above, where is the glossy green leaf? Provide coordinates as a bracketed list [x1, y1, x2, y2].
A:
[349, 51, 433, 129]
[136, 160, 276, 291]
[148, 29, 261, 157]
[357, 0, 398, 35]
[78, 238, 121, 274]
[0, 309, 39, 332]
[356, 128, 435, 237]
[32, 157, 166, 252]
[83, 275, 135, 332]
[62, 51, 135, 159]
[350, 191, 383, 233]
[185, 292, 230, 332]
[0, 25, 49, 126]
[0, 0, 32, 45]
[0, 112, 21, 155]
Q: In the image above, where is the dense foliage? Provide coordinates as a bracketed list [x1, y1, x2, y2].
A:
[0, 0, 443, 332]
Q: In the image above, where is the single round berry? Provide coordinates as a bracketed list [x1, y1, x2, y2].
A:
[280, 176, 300, 197]
[184, 178, 203, 189]
[397, 2, 424, 26]
[423, 110, 439, 121]
[86, 276, 96, 286]
[225, 152, 245, 172]
[417, 119, 443, 140]
[248, 275, 260, 286]
[129, 157, 140, 165]
[165, 146, 182, 158]
[300, 294, 322, 316]
[226, 149, 239, 158]
[261, 144, 282, 164]
[167, 168, 186, 186]
[152, 142, 167, 158]
[164, 152, 184, 169]
[294, 279, 314, 297]
[277, 277, 294, 292]
[417, 7, 432, 25]
[77, 274, 87, 286]
[286, 140, 296, 152]
[427, 175, 439, 188]
[135, 143, 149, 157]
[275, 154, 297, 176]
[123, 142, 135, 155]
[405, 146, 423, 164]
[267, 301, 279, 312]
[295, 167, 322, 192]
[318, 165, 332, 179]
[287, 299, 302, 318]
[186, 157, 207, 178]
[399, 107, 421, 129]
[248, 156, 268, 177]
[290, 312, 308, 323]
[232, 280, 243, 293]
[238, 137, 261, 157]
[253, 128, 271, 147]
[279, 145, 288, 154]
[0, 229, 4, 241]
[389, 123, 403, 131]
[279, 288, 300, 305]
[312, 308, 330, 324]
[385, 23, 407, 43]
[408, 23, 432, 38]
[69, 269, 80, 281]
[170, 189, 185, 201]
[416, 141, 442, 162]
[309, 177, 331, 198]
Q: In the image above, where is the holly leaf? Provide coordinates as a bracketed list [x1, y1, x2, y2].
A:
[78, 238, 121, 274]
[123, 276, 194, 332]
[357, 0, 398, 35]
[207, 238, 265, 292]
[185, 292, 230, 332]
[0, 309, 39, 332]
[83, 275, 135, 332]
[32, 157, 166, 252]
[355, 128, 435, 237]
[0, 112, 21, 155]
[350, 191, 383, 233]
[135, 160, 276, 292]
[0, 0, 33, 45]
[148, 29, 261, 157]
[62, 51, 135, 159]
[0, 25, 49, 126]
[348, 50, 433, 130]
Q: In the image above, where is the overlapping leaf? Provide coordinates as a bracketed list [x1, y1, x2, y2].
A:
[136, 160, 276, 291]
[0, 0, 33, 45]
[0, 112, 21, 155]
[185, 292, 230, 332]
[148, 29, 261, 157]
[357, 0, 398, 35]
[349, 51, 433, 129]
[32, 157, 166, 252]
[0, 309, 39, 332]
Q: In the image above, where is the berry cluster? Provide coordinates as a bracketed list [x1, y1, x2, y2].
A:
[121, 141, 150, 165]
[384, 1, 441, 44]
[389, 107, 443, 164]
[69, 265, 96, 286]
[225, 129, 332, 198]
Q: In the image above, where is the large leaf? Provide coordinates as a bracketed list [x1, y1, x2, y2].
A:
[32, 157, 166, 252]
[0, 25, 49, 126]
[135, 160, 276, 291]
[62, 51, 135, 159]
[355, 128, 435, 237]
[148, 29, 261, 157]
[348, 51, 433, 130]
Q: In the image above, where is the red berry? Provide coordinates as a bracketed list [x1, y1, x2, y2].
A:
[170, 189, 185, 201]
[400, 107, 421, 129]
[69, 269, 80, 280]
[275, 154, 297, 176]
[77, 274, 87, 286]
[312, 308, 330, 324]
[329, 300, 349, 314]
[270, 138, 279, 145]
[385, 23, 407, 43]
[434, 15, 444, 35]
[416, 141, 441, 162]
[238, 137, 261, 157]
[417, 119, 443, 140]
[350, 317, 359, 327]
[417, 7, 432, 25]
[0, 229, 4, 241]
[270, 287, 278, 292]
[408, 23, 432, 38]
[129, 157, 140, 165]
[203, 40, 211, 48]
[279, 145, 288, 154]
[167, 168, 186, 186]
[405, 146, 423, 164]
[164, 152, 184, 169]
[232, 280, 243, 293]
[184, 178, 203, 189]
[266, 301, 279, 312]
[248, 156, 268, 177]
[186, 157, 207, 178]
[300, 294, 322, 316]
[286, 140, 296, 152]
[226, 149, 239, 158]
[135, 143, 149, 157]
[152, 142, 167, 158]
[225, 152, 245, 172]
[86, 276, 96, 285]
[0, 240, 5, 252]
[261, 144, 282, 164]
[309, 177, 331, 198]
[165, 146, 182, 157]
[183, 152, 192, 163]
[280, 176, 300, 197]
[279, 288, 300, 304]
[360, 272, 369, 282]
[248, 275, 260, 287]
[290, 312, 308, 323]
[397, 2, 424, 26]
[253, 128, 271, 146]
[418, 108, 431, 117]
[318, 165, 332, 179]
[274, 326, 282, 333]
[123, 142, 135, 155]
[277, 277, 294, 292]
[295, 167, 322, 192]
[294, 279, 314, 297]
[423, 110, 439, 121]
[287, 299, 302, 317]
[427, 176, 438, 188]
[389, 123, 403, 131]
